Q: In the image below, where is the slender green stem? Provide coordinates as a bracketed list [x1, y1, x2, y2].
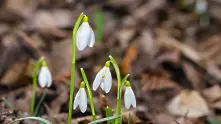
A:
[30, 57, 44, 115]
[2, 98, 14, 110]
[80, 68, 96, 120]
[68, 13, 85, 124]
[34, 89, 47, 116]
[109, 55, 122, 124]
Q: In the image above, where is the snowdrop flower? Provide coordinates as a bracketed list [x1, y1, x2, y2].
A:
[73, 82, 87, 113]
[93, 61, 112, 93]
[38, 61, 52, 88]
[76, 16, 95, 51]
[195, 0, 207, 15]
[124, 81, 136, 109]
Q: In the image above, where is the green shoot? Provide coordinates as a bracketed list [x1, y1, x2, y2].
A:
[105, 106, 113, 124]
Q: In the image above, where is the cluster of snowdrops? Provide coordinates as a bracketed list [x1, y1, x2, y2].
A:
[33, 13, 136, 124]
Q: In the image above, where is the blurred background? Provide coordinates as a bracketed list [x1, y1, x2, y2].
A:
[0, 0, 221, 123]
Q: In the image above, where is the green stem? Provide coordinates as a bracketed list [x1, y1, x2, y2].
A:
[109, 55, 122, 124]
[34, 89, 47, 116]
[2, 98, 14, 110]
[80, 68, 96, 120]
[30, 57, 44, 115]
[68, 13, 85, 124]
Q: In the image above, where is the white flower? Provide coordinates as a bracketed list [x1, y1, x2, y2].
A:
[124, 87, 136, 109]
[73, 88, 87, 113]
[93, 66, 112, 93]
[38, 66, 52, 88]
[76, 22, 95, 51]
[195, 0, 207, 14]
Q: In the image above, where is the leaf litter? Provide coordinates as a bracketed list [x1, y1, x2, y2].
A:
[1, 0, 221, 124]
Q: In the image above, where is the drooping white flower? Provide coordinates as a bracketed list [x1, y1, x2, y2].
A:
[124, 81, 136, 109]
[73, 82, 87, 113]
[93, 61, 112, 93]
[76, 16, 95, 51]
[38, 62, 52, 88]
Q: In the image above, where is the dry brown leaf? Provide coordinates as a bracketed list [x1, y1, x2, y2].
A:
[31, 10, 68, 38]
[203, 85, 221, 102]
[182, 61, 203, 90]
[203, 85, 221, 109]
[5, 0, 37, 17]
[141, 73, 180, 92]
[121, 45, 138, 75]
[156, 29, 202, 63]
[50, 85, 68, 114]
[156, 50, 181, 64]
[1, 58, 30, 86]
[198, 35, 221, 66]
[167, 90, 210, 118]
[116, 28, 136, 49]
[122, 111, 142, 124]
[157, 29, 221, 81]
[138, 30, 157, 58]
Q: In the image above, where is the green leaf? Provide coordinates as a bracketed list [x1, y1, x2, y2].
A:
[94, 8, 104, 44]
[9, 117, 52, 124]
[2, 98, 14, 110]
[89, 115, 121, 124]
[33, 90, 47, 116]
[128, 113, 131, 124]
[105, 106, 113, 124]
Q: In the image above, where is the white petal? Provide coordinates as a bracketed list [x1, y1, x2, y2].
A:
[93, 67, 106, 91]
[129, 87, 136, 108]
[79, 88, 87, 113]
[88, 29, 95, 47]
[45, 68, 52, 87]
[124, 87, 136, 109]
[124, 87, 131, 109]
[103, 67, 112, 93]
[73, 89, 81, 109]
[38, 67, 48, 88]
[196, 0, 207, 14]
[76, 22, 91, 51]
[100, 80, 104, 90]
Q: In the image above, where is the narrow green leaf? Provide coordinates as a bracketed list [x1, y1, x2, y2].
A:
[9, 117, 52, 124]
[89, 115, 121, 124]
[94, 8, 104, 44]
[128, 113, 131, 124]
[105, 106, 113, 124]
[34, 89, 47, 116]
[2, 98, 14, 110]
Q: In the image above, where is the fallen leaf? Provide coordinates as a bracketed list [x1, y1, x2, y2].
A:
[167, 90, 210, 118]
[141, 73, 180, 92]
